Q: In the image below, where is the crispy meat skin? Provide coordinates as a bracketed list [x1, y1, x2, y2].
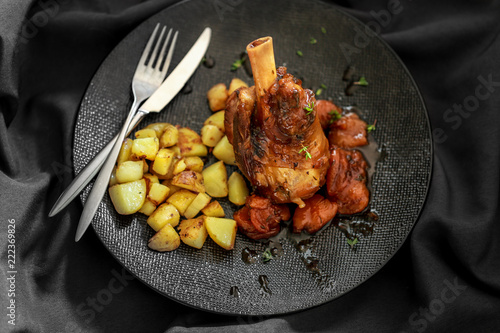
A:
[226, 67, 330, 206]
[234, 195, 291, 240]
[292, 194, 338, 234]
[326, 147, 369, 215]
[328, 112, 368, 148]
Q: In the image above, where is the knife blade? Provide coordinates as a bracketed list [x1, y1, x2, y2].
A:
[73, 27, 211, 241]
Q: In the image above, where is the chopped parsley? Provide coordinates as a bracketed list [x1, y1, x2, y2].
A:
[354, 76, 369, 86]
[321, 27, 327, 34]
[367, 120, 377, 133]
[296, 50, 303, 57]
[304, 101, 315, 115]
[262, 249, 273, 262]
[310, 37, 317, 45]
[299, 146, 312, 160]
[347, 237, 358, 248]
[328, 110, 342, 123]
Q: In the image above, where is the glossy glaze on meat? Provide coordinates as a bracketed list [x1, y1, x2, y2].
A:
[292, 194, 338, 234]
[226, 67, 330, 207]
[326, 147, 370, 215]
[233, 194, 291, 240]
[328, 112, 368, 148]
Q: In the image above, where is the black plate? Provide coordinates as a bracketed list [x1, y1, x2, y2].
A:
[73, 0, 432, 316]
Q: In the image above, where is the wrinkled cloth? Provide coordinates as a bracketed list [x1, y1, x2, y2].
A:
[1, 0, 499, 332]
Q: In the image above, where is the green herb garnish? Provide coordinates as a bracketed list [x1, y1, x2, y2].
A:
[299, 146, 312, 160]
[328, 110, 342, 124]
[304, 101, 315, 115]
[316, 88, 323, 96]
[367, 120, 377, 133]
[296, 50, 303, 57]
[321, 27, 327, 34]
[262, 249, 273, 262]
[310, 37, 317, 45]
[354, 76, 369, 86]
[231, 58, 245, 71]
[347, 237, 358, 248]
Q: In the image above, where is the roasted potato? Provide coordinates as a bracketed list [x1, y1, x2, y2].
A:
[134, 128, 157, 139]
[202, 161, 228, 197]
[177, 217, 208, 249]
[205, 217, 237, 250]
[143, 173, 159, 193]
[228, 172, 249, 205]
[138, 199, 157, 216]
[172, 158, 187, 175]
[145, 122, 170, 137]
[203, 110, 225, 132]
[166, 189, 198, 215]
[152, 148, 176, 176]
[207, 83, 228, 111]
[201, 200, 225, 217]
[201, 124, 224, 147]
[159, 123, 179, 148]
[183, 156, 204, 173]
[148, 224, 180, 252]
[115, 160, 144, 183]
[147, 182, 170, 206]
[212, 136, 237, 165]
[178, 127, 208, 157]
[108, 179, 146, 215]
[228, 78, 248, 95]
[131, 137, 159, 160]
[184, 192, 211, 219]
[117, 138, 134, 165]
[171, 170, 205, 193]
[147, 203, 180, 231]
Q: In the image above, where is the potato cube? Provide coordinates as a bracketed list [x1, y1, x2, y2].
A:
[228, 78, 248, 95]
[134, 128, 157, 139]
[117, 138, 134, 165]
[202, 161, 228, 197]
[147, 182, 170, 205]
[201, 200, 225, 217]
[115, 160, 144, 184]
[183, 156, 204, 173]
[172, 159, 187, 175]
[166, 189, 197, 215]
[159, 124, 179, 148]
[148, 224, 180, 252]
[213, 136, 237, 165]
[178, 127, 208, 157]
[139, 199, 157, 216]
[184, 192, 211, 219]
[205, 217, 237, 250]
[207, 83, 228, 111]
[147, 203, 180, 231]
[131, 137, 159, 160]
[108, 179, 146, 215]
[171, 171, 205, 193]
[152, 148, 176, 176]
[228, 172, 249, 205]
[109, 167, 118, 187]
[203, 110, 225, 132]
[178, 217, 208, 249]
[143, 173, 159, 193]
[162, 179, 181, 196]
[145, 122, 169, 137]
[201, 124, 224, 147]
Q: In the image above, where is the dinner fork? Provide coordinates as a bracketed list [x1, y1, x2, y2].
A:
[74, 24, 178, 241]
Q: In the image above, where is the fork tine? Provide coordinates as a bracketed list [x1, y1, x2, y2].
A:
[137, 23, 160, 71]
[157, 28, 173, 70]
[159, 30, 178, 79]
[149, 25, 167, 68]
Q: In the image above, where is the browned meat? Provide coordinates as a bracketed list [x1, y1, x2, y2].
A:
[326, 147, 369, 215]
[233, 194, 291, 240]
[315, 100, 342, 130]
[328, 112, 368, 148]
[292, 194, 338, 234]
[227, 67, 330, 207]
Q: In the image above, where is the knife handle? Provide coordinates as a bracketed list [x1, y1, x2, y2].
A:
[48, 111, 147, 217]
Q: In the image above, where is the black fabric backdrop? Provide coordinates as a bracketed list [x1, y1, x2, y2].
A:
[1, 0, 499, 332]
